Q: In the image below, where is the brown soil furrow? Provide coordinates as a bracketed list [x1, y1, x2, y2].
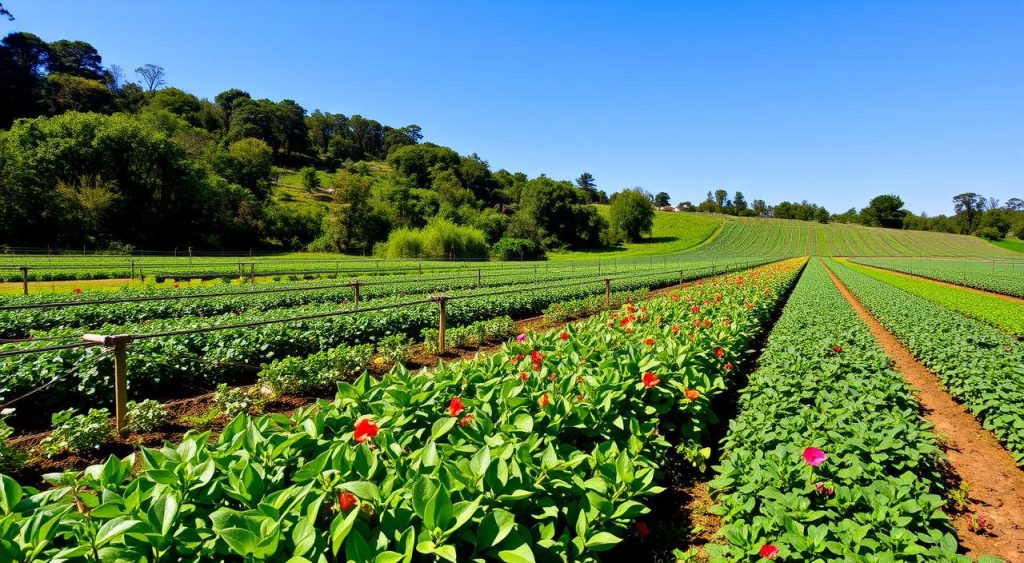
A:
[823, 260, 1024, 560]
[843, 259, 1024, 305]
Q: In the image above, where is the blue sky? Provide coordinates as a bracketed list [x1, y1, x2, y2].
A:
[5, 1, 1022, 216]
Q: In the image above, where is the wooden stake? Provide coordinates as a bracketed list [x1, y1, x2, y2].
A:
[20, 267, 28, 296]
[82, 333, 133, 434]
[352, 280, 360, 309]
[604, 278, 611, 307]
[433, 296, 448, 354]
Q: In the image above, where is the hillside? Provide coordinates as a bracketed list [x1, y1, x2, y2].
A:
[551, 211, 1017, 260]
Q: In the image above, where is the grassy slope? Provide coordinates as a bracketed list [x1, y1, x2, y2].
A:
[988, 237, 1024, 253]
[549, 207, 722, 260]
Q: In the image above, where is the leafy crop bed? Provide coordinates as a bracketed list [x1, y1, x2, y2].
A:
[709, 260, 960, 561]
[828, 259, 1024, 466]
[850, 257, 1024, 299]
[0, 264, 776, 423]
[0, 261, 802, 561]
[838, 260, 1024, 337]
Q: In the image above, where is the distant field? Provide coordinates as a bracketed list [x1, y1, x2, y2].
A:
[989, 238, 1024, 253]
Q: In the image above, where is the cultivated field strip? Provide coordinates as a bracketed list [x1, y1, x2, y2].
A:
[849, 257, 1024, 299]
[827, 259, 1024, 465]
[0, 262, 804, 560]
[0, 260, 778, 423]
[838, 261, 1024, 337]
[708, 260, 959, 561]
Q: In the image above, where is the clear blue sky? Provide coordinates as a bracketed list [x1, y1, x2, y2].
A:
[5, 1, 1022, 216]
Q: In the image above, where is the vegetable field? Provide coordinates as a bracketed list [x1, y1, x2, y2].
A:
[848, 256, 1024, 298]
[0, 261, 804, 560]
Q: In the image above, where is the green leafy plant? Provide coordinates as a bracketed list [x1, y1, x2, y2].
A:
[376, 334, 411, 364]
[42, 408, 112, 456]
[0, 412, 24, 472]
[180, 406, 221, 431]
[123, 399, 168, 433]
[213, 384, 265, 418]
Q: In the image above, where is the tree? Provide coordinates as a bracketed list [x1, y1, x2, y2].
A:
[733, 192, 748, 214]
[608, 189, 655, 243]
[211, 138, 274, 199]
[46, 40, 104, 80]
[653, 192, 670, 207]
[752, 199, 769, 217]
[860, 194, 906, 228]
[315, 171, 389, 254]
[575, 172, 597, 202]
[135, 64, 166, 91]
[0, 32, 51, 126]
[1005, 198, 1024, 211]
[300, 167, 320, 193]
[713, 189, 728, 208]
[41, 73, 113, 114]
[952, 193, 985, 234]
[1, 3, 13, 20]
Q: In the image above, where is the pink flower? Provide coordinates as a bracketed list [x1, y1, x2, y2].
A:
[802, 447, 827, 467]
[516, 333, 526, 342]
[759, 544, 779, 559]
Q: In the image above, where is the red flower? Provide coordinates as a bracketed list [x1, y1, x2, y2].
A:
[627, 305, 636, 313]
[725, 362, 733, 371]
[338, 491, 358, 512]
[724, 319, 731, 327]
[73, 288, 82, 294]
[625, 327, 632, 333]
[715, 294, 722, 302]
[173, 283, 179, 289]
[559, 331, 569, 340]
[353, 417, 379, 443]
[538, 394, 549, 408]
[635, 521, 650, 538]
[691, 305, 700, 314]
[448, 396, 464, 417]
[703, 319, 710, 327]
[671, 324, 679, 335]
[685, 388, 699, 401]
[643, 372, 660, 388]
[576, 394, 584, 402]
[832, 345, 842, 353]
[520, 371, 529, 381]
[620, 317, 631, 327]
[715, 347, 724, 358]
[644, 337, 655, 346]
[458, 414, 474, 427]
[759, 544, 779, 559]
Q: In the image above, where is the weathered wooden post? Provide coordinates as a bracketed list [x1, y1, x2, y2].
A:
[82, 333, 133, 434]
[352, 279, 361, 309]
[477, 269, 482, 288]
[604, 278, 611, 307]
[20, 267, 28, 296]
[432, 295, 448, 354]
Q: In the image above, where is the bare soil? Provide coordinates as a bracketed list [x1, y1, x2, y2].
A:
[824, 261, 1024, 560]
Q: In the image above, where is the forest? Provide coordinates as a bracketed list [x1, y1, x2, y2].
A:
[1, 29, 1021, 258]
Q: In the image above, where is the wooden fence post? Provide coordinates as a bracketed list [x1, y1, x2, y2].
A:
[82, 333, 133, 434]
[352, 280, 361, 309]
[604, 278, 611, 307]
[477, 269, 482, 288]
[432, 296, 448, 354]
[20, 267, 28, 296]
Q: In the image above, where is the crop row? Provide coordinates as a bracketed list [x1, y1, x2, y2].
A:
[0, 267, 628, 339]
[0, 267, 751, 422]
[0, 261, 803, 561]
[838, 261, 1024, 338]
[849, 257, 1024, 299]
[827, 259, 1024, 465]
[708, 260, 961, 561]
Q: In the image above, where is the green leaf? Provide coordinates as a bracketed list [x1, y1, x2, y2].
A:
[431, 417, 458, 440]
[477, 509, 515, 550]
[0, 474, 23, 515]
[329, 508, 360, 555]
[221, 527, 260, 555]
[585, 531, 623, 551]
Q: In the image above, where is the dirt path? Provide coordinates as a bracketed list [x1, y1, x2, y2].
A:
[823, 261, 1024, 560]
[841, 259, 1024, 306]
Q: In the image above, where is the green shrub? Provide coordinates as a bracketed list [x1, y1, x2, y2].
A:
[491, 237, 545, 260]
[258, 343, 373, 395]
[422, 316, 516, 353]
[213, 384, 265, 418]
[377, 219, 488, 259]
[124, 399, 168, 433]
[377, 334, 412, 364]
[43, 408, 112, 456]
[0, 413, 24, 472]
[974, 226, 1003, 240]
